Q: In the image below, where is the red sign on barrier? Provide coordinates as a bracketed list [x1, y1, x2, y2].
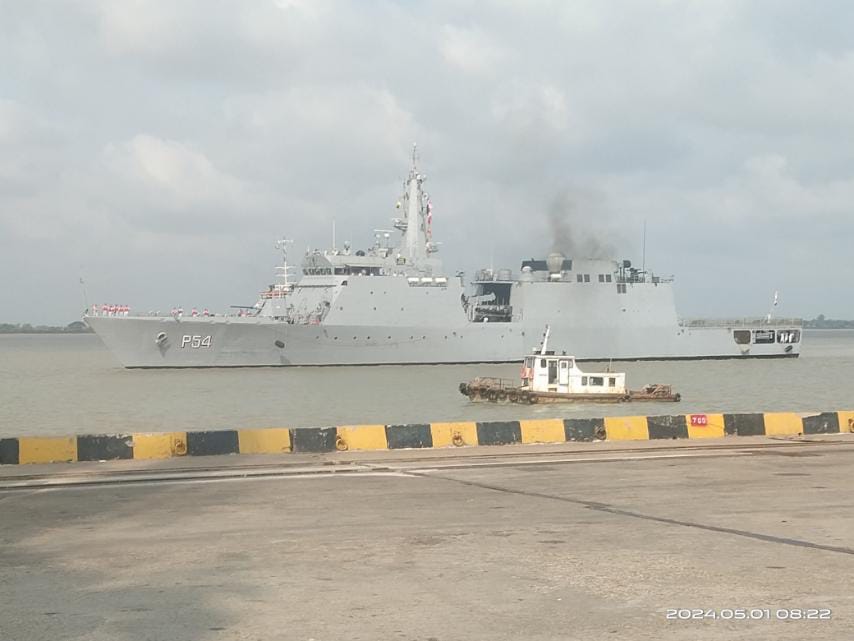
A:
[690, 414, 708, 426]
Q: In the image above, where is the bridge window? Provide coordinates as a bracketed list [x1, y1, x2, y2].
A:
[598, 274, 605, 282]
[733, 330, 750, 345]
[605, 274, 612, 283]
[590, 376, 604, 386]
[577, 274, 583, 283]
[776, 330, 801, 344]
[584, 274, 591, 283]
[609, 377, 616, 387]
[581, 376, 588, 385]
[753, 329, 775, 344]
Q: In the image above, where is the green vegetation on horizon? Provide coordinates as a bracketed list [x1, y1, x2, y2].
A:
[804, 315, 854, 329]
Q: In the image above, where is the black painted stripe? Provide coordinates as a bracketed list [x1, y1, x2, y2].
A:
[723, 413, 766, 436]
[77, 434, 133, 461]
[386, 424, 432, 449]
[291, 427, 338, 453]
[186, 430, 240, 456]
[564, 418, 605, 442]
[802, 412, 840, 435]
[647, 415, 688, 440]
[476, 421, 522, 446]
[0, 438, 19, 465]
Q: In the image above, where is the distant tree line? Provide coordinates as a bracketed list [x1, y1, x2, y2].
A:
[804, 315, 854, 329]
[0, 321, 92, 334]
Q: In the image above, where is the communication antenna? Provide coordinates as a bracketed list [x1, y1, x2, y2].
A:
[78, 273, 89, 314]
[642, 219, 647, 275]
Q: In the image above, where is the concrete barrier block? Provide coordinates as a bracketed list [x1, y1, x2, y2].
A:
[604, 416, 649, 441]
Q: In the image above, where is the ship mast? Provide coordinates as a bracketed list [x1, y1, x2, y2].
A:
[405, 144, 426, 262]
[275, 238, 294, 291]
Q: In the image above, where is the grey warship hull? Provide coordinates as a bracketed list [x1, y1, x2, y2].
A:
[85, 301, 801, 369]
[86, 148, 802, 367]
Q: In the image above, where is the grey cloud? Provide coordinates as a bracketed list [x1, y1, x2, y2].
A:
[2, 0, 854, 324]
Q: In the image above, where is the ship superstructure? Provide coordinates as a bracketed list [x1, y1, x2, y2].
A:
[85, 147, 802, 367]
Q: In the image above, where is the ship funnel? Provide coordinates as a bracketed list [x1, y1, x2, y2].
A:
[546, 252, 565, 274]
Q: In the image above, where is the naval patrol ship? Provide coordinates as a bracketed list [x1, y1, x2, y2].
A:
[85, 149, 802, 367]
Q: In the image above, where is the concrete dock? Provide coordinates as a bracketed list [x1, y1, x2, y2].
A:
[1, 436, 853, 640]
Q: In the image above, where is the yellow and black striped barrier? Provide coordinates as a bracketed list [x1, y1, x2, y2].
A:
[1, 411, 852, 465]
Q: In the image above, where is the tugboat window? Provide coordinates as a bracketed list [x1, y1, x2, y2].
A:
[609, 377, 616, 387]
[577, 274, 583, 283]
[753, 329, 775, 344]
[733, 330, 750, 345]
[590, 376, 604, 386]
[582, 376, 588, 385]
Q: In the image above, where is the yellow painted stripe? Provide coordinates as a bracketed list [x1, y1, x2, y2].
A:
[238, 428, 292, 454]
[18, 437, 77, 464]
[336, 425, 388, 451]
[763, 412, 803, 436]
[604, 415, 649, 441]
[132, 432, 188, 459]
[686, 413, 725, 439]
[520, 419, 566, 444]
[430, 422, 478, 448]
[838, 411, 854, 434]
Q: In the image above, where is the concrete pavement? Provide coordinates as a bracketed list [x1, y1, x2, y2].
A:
[1, 437, 853, 641]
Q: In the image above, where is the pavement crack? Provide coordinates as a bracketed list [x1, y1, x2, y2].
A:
[409, 470, 854, 557]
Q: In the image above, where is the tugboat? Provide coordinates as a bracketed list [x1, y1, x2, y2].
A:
[459, 326, 680, 404]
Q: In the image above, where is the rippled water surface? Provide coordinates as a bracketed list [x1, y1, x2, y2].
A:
[1, 330, 852, 437]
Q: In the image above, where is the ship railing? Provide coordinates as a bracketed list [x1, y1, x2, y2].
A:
[469, 376, 518, 389]
[679, 317, 803, 328]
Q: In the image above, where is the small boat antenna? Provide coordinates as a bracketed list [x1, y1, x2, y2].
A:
[539, 325, 551, 355]
[766, 290, 779, 323]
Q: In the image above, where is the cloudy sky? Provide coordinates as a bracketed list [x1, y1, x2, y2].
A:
[2, 0, 853, 324]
